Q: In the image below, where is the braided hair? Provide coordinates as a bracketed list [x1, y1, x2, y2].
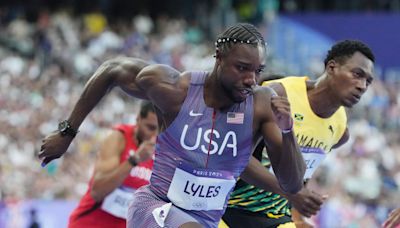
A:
[215, 23, 266, 57]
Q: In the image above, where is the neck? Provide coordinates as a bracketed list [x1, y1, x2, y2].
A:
[133, 129, 141, 146]
[204, 70, 235, 110]
[308, 74, 342, 118]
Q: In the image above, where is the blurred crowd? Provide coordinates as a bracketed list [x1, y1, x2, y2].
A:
[0, 9, 217, 201]
[0, 6, 400, 227]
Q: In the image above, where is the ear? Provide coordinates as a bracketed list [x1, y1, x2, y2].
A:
[215, 48, 222, 63]
[326, 59, 336, 74]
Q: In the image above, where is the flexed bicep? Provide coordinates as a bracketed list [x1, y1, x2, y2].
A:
[107, 57, 151, 99]
[136, 64, 188, 114]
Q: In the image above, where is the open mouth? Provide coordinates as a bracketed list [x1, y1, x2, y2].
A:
[240, 88, 252, 96]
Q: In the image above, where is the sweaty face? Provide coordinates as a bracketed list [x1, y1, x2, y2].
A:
[217, 44, 266, 103]
[136, 112, 158, 143]
[330, 52, 374, 107]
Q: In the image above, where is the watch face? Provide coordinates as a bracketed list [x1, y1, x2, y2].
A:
[58, 121, 69, 132]
[58, 120, 77, 137]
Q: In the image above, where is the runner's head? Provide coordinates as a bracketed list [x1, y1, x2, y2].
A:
[324, 40, 375, 107]
[136, 101, 158, 143]
[214, 23, 267, 103]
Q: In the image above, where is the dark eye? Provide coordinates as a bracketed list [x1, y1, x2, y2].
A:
[353, 72, 361, 78]
[237, 65, 246, 71]
[256, 68, 264, 74]
[366, 78, 373, 86]
[147, 124, 158, 131]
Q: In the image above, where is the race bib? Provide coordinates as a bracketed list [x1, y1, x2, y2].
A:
[301, 147, 326, 179]
[269, 147, 326, 180]
[167, 164, 236, 211]
[101, 187, 135, 219]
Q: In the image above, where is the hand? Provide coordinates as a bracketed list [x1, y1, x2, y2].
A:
[293, 217, 314, 228]
[135, 137, 156, 163]
[38, 131, 74, 167]
[270, 94, 293, 131]
[286, 187, 327, 218]
[383, 208, 400, 228]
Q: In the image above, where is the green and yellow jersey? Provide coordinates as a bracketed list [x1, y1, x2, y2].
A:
[227, 76, 347, 218]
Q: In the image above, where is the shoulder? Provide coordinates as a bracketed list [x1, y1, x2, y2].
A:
[138, 65, 190, 87]
[253, 86, 274, 120]
[262, 76, 316, 95]
[100, 128, 126, 146]
[139, 69, 193, 116]
[305, 79, 316, 91]
[263, 81, 286, 97]
[176, 71, 192, 91]
[261, 78, 286, 97]
[253, 85, 274, 99]
[139, 64, 181, 80]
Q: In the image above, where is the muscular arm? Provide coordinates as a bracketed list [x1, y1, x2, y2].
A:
[265, 113, 305, 194]
[254, 87, 305, 194]
[240, 156, 287, 196]
[54, 57, 183, 135]
[242, 141, 324, 217]
[39, 58, 184, 165]
[67, 58, 150, 130]
[90, 130, 133, 202]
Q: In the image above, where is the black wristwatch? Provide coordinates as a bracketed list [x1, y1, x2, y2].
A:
[58, 120, 78, 137]
[128, 154, 138, 167]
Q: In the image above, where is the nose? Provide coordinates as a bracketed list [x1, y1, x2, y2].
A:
[243, 72, 256, 88]
[357, 78, 367, 93]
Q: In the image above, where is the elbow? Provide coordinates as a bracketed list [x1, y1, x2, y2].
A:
[93, 59, 122, 85]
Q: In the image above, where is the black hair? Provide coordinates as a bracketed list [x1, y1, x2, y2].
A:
[215, 23, 266, 56]
[324, 40, 375, 67]
[139, 101, 156, 118]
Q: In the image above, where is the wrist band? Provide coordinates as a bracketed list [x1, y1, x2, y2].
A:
[282, 128, 292, 134]
[281, 118, 293, 134]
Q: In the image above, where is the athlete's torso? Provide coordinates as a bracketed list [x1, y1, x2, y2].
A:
[228, 76, 347, 217]
[150, 71, 254, 224]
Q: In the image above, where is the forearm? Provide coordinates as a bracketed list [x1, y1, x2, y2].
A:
[240, 156, 286, 196]
[68, 65, 115, 129]
[91, 161, 133, 202]
[274, 131, 305, 194]
[68, 58, 149, 130]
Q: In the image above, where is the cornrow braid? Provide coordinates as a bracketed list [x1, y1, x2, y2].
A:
[215, 23, 266, 56]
